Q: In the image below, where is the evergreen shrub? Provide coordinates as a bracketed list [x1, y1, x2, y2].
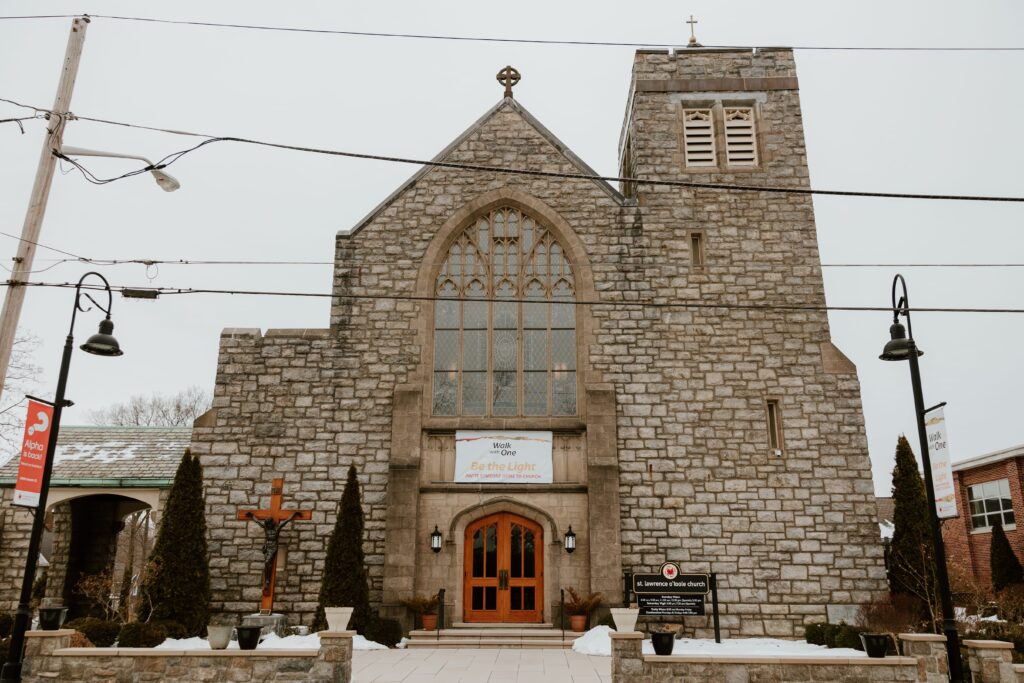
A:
[117, 622, 168, 648]
[313, 466, 372, 633]
[890, 436, 935, 600]
[365, 618, 403, 647]
[990, 518, 1024, 593]
[138, 450, 211, 636]
[803, 622, 864, 650]
[64, 617, 120, 647]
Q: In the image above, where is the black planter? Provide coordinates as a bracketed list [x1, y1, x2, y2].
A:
[38, 607, 68, 631]
[859, 633, 890, 658]
[236, 625, 263, 650]
[651, 631, 675, 656]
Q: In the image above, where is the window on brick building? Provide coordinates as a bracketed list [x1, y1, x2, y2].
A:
[431, 207, 577, 417]
[968, 479, 1015, 531]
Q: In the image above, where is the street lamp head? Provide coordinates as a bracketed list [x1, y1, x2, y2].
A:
[879, 321, 922, 362]
[150, 169, 180, 192]
[80, 318, 123, 357]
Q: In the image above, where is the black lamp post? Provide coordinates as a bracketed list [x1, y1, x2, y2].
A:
[879, 274, 962, 682]
[1, 272, 123, 682]
[564, 526, 576, 554]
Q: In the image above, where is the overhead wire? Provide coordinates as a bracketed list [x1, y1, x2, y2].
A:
[10, 280, 1024, 316]
[2, 14, 1024, 51]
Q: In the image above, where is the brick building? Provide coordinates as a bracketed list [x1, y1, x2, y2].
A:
[942, 443, 1024, 587]
[0, 47, 888, 637]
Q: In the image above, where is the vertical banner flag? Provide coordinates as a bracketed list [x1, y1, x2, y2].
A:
[13, 399, 55, 508]
[925, 407, 958, 519]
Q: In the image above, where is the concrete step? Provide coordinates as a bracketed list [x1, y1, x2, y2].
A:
[451, 622, 554, 629]
[405, 625, 583, 649]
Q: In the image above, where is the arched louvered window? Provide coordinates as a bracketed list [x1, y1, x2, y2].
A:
[432, 207, 576, 416]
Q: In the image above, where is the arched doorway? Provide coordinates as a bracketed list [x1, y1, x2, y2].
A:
[463, 512, 543, 623]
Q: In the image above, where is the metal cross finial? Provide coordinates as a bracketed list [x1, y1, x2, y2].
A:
[497, 66, 521, 98]
[687, 15, 703, 48]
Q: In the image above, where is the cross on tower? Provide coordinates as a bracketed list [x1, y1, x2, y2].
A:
[687, 15, 702, 48]
[497, 66, 521, 98]
[237, 477, 312, 613]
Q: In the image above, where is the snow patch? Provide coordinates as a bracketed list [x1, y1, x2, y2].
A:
[156, 632, 388, 651]
[353, 634, 388, 650]
[571, 626, 867, 658]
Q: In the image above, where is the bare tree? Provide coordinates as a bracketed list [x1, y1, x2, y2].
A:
[0, 332, 42, 454]
[87, 386, 211, 427]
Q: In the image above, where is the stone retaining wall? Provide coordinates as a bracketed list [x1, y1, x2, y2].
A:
[21, 629, 353, 683]
[610, 631, 949, 683]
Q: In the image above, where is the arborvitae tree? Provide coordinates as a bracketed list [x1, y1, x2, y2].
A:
[313, 465, 372, 633]
[138, 450, 211, 635]
[990, 518, 1023, 593]
[889, 436, 940, 625]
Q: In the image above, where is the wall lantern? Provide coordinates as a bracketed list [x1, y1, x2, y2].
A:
[430, 525, 443, 553]
[564, 526, 576, 554]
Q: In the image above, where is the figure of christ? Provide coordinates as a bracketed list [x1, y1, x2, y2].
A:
[246, 510, 301, 593]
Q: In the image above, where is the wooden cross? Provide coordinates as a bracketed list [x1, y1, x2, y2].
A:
[686, 15, 702, 48]
[237, 477, 312, 613]
[496, 65, 521, 98]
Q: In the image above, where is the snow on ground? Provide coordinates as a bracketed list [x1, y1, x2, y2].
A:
[155, 633, 389, 650]
[571, 626, 866, 658]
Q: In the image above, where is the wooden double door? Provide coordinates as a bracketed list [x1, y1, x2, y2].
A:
[463, 513, 544, 623]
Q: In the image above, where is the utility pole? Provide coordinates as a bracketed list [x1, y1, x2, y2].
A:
[0, 15, 89, 395]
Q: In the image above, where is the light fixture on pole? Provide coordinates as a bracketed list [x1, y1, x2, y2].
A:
[1, 272, 123, 683]
[564, 526, 576, 554]
[59, 145, 181, 192]
[430, 526, 443, 553]
[879, 273, 963, 683]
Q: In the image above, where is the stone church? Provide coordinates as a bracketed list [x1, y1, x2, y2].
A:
[178, 47, 883, 636]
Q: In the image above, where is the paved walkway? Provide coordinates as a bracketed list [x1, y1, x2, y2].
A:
[352, 648, 612, 683]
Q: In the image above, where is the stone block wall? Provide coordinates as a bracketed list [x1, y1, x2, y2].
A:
[21, 629, 353, 683]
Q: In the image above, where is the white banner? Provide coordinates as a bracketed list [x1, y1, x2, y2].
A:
[454, 431, 553, 483]
[925, 407, 958, 519]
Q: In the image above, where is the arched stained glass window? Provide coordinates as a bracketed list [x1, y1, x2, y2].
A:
[432, 207, 577, 416]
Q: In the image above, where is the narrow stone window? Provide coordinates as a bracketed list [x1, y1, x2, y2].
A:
[690, 231, 705, 268]
[683, 109, 716, 167]
[766, 399, 783, 455]
[432, 207, 577, 417]
[724, 108, 758, 166]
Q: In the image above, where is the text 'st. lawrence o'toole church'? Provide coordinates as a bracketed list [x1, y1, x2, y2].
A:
[191, 47, 887, 637]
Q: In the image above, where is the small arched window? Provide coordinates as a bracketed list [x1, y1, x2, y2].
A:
[432, 207, 576, 416]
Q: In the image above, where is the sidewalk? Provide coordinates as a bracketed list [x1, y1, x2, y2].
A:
[352, 647, 612, 683]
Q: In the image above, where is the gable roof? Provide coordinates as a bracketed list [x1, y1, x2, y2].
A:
[0, 425, 191, 487]
[341, 97, 623, 237]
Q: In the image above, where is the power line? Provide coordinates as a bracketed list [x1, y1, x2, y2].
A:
[16, 280, 1024, 315]
[2, 14, 1024, 52]
[6, 95, 1024, 202]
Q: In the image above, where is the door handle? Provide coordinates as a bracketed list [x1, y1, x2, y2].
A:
[499, 570, 508, 590]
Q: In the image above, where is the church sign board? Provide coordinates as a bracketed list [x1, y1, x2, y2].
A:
[633, 563, 709, 616]
[454, 431, 553, 484]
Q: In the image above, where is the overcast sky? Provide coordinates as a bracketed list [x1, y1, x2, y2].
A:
[1, 1, 1021, 495]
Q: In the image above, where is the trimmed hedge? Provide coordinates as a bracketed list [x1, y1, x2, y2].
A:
[64, 618, 120, 647]
[804, 623, 864, 651]
[117, 622, 168, 648]
[365, 618, 403, 648]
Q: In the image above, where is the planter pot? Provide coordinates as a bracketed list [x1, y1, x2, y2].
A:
[421, 613, 438, 631]
[651, 632, 675, 656]
[610, 608, 640, 633]
[236, 625, 262, 651]
[569, 615, 587, 632]
[38, 607, 68, 631]
[859, 633, 889, 658]
[324, 606, 354, 632]
[207, 624, 233, 650]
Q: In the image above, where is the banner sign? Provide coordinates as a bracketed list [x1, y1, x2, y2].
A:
[13, 398, 55, 508]
[454, 431, 553, 483]
[637, 594, 705, 616]
[925, 407, 958, 519]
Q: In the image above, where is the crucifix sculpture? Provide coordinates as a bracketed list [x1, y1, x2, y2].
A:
[238, 477, 312, 613]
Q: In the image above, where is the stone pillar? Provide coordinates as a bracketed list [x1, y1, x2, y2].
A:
[311, 630, 355, 683]
[21, 629, 73, 682]
[609, 631, 644, 683]
[586, 384, 623, 606]
[964, 639, 1017, 683]
[44, 503, 72, 603]
[898, 633, 949, 683]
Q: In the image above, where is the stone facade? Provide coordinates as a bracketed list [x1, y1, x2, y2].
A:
[191, 48, 885, 636]
[21, 629, 353, 683]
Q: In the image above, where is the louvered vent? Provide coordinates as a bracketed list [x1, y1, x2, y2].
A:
[683, 109, 716, 167]
[724, 108, 757, 166]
